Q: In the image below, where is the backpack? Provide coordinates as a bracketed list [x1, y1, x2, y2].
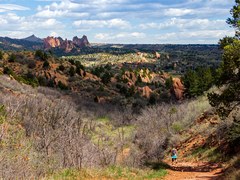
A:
[171, 149, 177, 156]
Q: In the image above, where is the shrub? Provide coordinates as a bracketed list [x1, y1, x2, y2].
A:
[3, 66, 14, 75]
[0, 50, 3, 60]
[0, 105, 6, 124]
[58, 81, 68, 90]
[58, 64, 65, 71]
[8, 54, 16, 62]
[35, 50, 48, 61]
[43, 60, 50, 69]
[101, 72, 112, 84]
[69, 66, 76, 76]
[27, 60, 36, 69]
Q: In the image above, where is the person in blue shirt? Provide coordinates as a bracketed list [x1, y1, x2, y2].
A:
[171, 148, 178, 164]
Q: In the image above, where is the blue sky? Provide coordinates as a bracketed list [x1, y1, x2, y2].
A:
[0, 0, 236, 44]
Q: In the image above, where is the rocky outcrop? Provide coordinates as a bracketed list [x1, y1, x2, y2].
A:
[122, 71, 137, 85]
[79, 69, 100, 81]
[43, 35, 90, 52]
[43, 36, 62, 49]
[36, 68, 68, 87]
[73, 35, 90, 47]
[60, 39, 74, 53]
[172, 77, 184, 100]
[140, 86, 153, 98]
[155, 52, 161, 59]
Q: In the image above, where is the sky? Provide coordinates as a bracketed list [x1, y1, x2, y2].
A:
[0, 0, 236, 44]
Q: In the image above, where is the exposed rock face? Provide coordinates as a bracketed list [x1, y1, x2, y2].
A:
[43, 36, 61, 49]
[141, 86, 153, 98]
[155, 52, 161, 59]
[36, 67, 68, 87]
[79, 69, 100, 81]
[73, 35, 90, 47]
[122, 71, 137, 85]
[60, 39, 74, 53]
[43, 35, 90, 52]
[172, 77, 184, 100]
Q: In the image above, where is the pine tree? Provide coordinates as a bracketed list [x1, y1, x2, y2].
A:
[208, 0, 240, 118]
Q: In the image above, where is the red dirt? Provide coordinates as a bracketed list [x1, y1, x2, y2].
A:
[164, 161, 223, 180]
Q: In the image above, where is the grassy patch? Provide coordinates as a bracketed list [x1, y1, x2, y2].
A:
[91, 117, 135, 147]
[189, 146, 223, 162]
[48, 166, 167, 180]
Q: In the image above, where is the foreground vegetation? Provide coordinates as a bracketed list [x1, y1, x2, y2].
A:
[0, 1, 239, 179]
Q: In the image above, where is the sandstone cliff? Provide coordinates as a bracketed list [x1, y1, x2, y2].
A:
[43, 35, 90, 52]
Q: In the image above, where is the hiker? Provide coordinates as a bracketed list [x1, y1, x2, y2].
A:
[171, 148, 178, 164]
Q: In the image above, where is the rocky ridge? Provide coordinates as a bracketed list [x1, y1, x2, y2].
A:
[43, 35, 90, 52]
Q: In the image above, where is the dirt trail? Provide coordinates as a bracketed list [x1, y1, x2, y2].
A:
[163, 161, 223, 180]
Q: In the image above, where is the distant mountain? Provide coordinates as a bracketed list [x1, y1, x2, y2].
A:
[0, 35, 90, 53]
[0, 36, 43, 50]
[22, 34, 43, 43]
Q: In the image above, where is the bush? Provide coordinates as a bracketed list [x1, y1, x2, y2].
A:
[35, 50, 48, 61]
[58, 81, 68, 90]
[43, 60, 50, 69]
[8, 54, 16, 62]
[69, 66, 76, 76]
[15, 75, 39, 87]
[37, 76, 48, 86]
[101, 72, 112, 84]
[0, 51, 3, 60]
[3, 66, 14, 75]
[58, 64, 65, 71]
[27, 60, 36, 69]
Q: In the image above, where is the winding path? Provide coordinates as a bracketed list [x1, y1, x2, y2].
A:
[163, 162, 223, 180]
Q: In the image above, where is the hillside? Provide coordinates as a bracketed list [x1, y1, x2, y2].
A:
[0, 50, 186, 108]
[0, 42, 238, 179]
[0, 73, 239, 179]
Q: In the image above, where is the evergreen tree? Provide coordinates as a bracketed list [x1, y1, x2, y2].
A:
[182, 70, 200, 97]
[208, 0, 240, 118]
[69, 66, 76, 76]
[8, 54, 16, 62]
[0, 51, 3, 60]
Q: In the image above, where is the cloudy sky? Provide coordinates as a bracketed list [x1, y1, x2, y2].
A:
[0, 0, 236, 44]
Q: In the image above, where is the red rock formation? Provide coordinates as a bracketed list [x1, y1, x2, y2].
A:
[122, 71, 137, 85]
[43, 35, 90, 51]
[60, 39, 74, 52]
[172, 77, 184, 100]
[43, 36, 61, 49]
[155, 52, 161, 59]
[79, 69, 100, 81]
[141, 86, 153, 99]
[73, 35, 90, 47]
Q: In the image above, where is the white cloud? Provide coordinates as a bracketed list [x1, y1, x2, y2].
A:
[206, 0, 233, 6]
[35, 9, 68, 18]
[95, 33, 108, 40]
[94, 32, 146, 42]
[73, 19, 131, 29]
[164, 8, 193, 16]
[0, 12, 64, 38]
[50, 31, 58, 37]
[0, 4, 29, 12]
[140, 18, 227, 31]
[156, 29, 235, 43]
